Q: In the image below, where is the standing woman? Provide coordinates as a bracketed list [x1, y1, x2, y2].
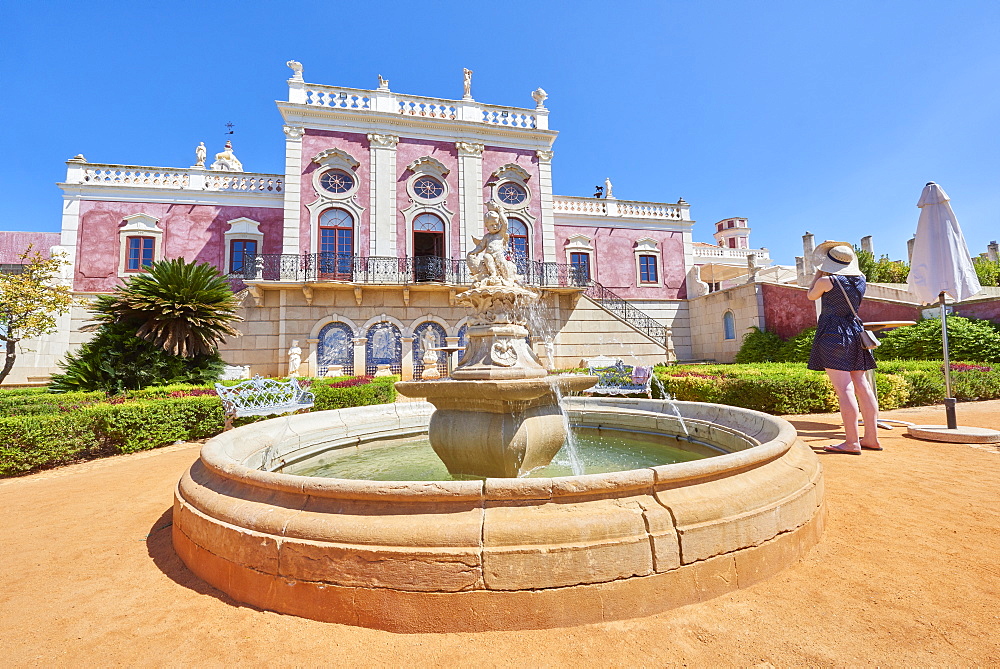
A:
[807, 242, 881, 454]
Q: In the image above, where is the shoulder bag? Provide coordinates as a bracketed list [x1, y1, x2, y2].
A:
[835, 277, 880, 349]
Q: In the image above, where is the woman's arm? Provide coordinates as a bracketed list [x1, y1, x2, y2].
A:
[807, 272, 833, 301]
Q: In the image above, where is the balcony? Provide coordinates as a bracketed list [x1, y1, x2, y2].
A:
[228, 254, 589, 289]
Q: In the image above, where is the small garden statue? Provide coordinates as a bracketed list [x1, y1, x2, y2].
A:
[287, 340, 302, 377]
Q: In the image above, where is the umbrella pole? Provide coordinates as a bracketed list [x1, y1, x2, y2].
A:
[940, 292, 957, 429]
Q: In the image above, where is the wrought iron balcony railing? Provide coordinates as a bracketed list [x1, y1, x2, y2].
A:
[228, 254, 590, 289]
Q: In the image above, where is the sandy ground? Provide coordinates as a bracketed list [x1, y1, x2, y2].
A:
[1, 401, 998, 667]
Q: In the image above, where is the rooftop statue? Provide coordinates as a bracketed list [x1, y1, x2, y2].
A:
[462, 68, 473, 100]
[194, 142, 206, 168]
[210, 140, 243, 172]
[286, 60, 303, 81]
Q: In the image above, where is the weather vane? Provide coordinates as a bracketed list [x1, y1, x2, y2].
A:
[225, 122, 235, 135]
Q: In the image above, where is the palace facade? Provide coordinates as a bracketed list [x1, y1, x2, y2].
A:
[3, 63, 783, 384]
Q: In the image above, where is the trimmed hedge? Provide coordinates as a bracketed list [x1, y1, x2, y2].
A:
[655, 361, 999, 415]
[0, 375, 398, 477]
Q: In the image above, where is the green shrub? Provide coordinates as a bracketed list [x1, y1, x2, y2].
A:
[875, 316, 1000, 363]
[734, 327, 784, 363]
[776, 327, 816, 363]
[0, 374, 398, 477]
[49, 320, 224, 394]
[311, 375, 397, 410]
[972, 256, 1000, 287]
[655, 361, 1000, 415]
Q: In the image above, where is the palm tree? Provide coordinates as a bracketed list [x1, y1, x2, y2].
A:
[90, 258, 242, 357]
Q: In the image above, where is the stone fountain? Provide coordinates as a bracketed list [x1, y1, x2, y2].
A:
[396, 202, 596, 478]
[171, 206, 826, 633]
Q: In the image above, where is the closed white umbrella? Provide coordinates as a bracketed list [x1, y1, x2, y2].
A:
[907, 182, 981, 304]
[906, 182, 982, 431]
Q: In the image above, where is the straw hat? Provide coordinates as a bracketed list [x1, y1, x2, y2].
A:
[814, 240, 862, 276]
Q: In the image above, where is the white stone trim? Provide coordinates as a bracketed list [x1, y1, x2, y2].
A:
[564, 234, 595, 279]
[404, 156, 450, 207]
[117, 213, 163, 276]
[400, 204, 455, 259]
[308, 313, 362, 340]
[360, 313, 408, 336]
[368, 133, 399, 256]
[303, 199, 366, 256]
[536, 149, 556, 261]
[282, 125, 305, 255]
[455, 142, 484, 257]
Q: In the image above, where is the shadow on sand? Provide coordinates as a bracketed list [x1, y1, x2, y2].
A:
[144, 507, 258, 611]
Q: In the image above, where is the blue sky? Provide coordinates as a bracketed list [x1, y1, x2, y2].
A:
[2, 0, 998, 265]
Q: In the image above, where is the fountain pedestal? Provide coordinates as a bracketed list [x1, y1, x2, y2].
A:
[396, 376, 597, 478]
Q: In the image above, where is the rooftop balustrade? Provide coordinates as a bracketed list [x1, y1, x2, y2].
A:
[62, 160, 284, 194]
[552, 196, 691, 221]
[288, 81, 548, 131]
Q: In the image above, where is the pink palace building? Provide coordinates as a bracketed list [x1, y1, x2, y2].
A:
[2, 62, 787, 383]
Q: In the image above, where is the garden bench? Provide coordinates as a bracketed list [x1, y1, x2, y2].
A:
[215, 376, 315, 430]
[586, 361, 654, 398]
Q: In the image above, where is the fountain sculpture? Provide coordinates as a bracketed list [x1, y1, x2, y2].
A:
[396, 202, 596, 478]
[171, 203, 826, 632]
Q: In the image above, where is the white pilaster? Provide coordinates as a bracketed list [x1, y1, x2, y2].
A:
[456, 142, 484, 258]
[368, 133, 399, 257]
[282, 125, 305, 255]
[535, 149, 556, 261]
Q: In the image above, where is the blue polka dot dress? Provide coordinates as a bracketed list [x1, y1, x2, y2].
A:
[807, 275, 877, 372]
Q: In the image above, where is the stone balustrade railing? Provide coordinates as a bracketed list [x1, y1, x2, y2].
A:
[65, 161, 284, 194]
[553, 196, 691, 221]
[289, 81, 548, 130]
[694, 246, 770, 262]
[82, 167, 190, 188]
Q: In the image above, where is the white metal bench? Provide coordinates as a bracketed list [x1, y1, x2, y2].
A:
[215, 376, 315, 430]
[586, 361, 654, 398]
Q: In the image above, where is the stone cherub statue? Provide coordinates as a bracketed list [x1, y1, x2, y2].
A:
[195, 142, 206, 168]
[467, 201, 518, 287]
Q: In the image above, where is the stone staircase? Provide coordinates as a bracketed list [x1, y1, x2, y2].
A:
[584, 281, 670, 351]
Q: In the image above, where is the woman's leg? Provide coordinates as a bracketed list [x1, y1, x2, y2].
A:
[851, 369, 881, 449]
[825, 369, 861, 452]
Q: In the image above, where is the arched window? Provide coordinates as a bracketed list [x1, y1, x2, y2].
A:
[507, 217, 529, 277]
[365, 322, 402, 376]
[412, 321, 447, 378]
[317, 322, 354, 376]
[319, 209, 353, 280]
[723, 311, 736, 340]
[413, 213, 446, 282]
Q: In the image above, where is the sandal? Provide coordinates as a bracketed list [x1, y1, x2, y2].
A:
[860, 444, 883, 451]
[824, 444, 861, 455]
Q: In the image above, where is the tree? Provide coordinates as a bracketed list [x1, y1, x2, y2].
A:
[0, 246, 75, 385]
[88, 257, 242, 357]
[972, 256, 1000, 288]
[855, 246, 910, 284]
[50, 258, 241, 392]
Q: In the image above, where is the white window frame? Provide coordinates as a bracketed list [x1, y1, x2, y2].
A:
[224, 217, 264, 274]
[633, 237, 662, 287]
[118, 213, 163, 277]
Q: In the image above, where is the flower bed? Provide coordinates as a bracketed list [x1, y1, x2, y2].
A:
[0, 376, 397, 477]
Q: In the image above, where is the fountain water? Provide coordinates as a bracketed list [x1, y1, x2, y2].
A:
[172, 203, 826, 632]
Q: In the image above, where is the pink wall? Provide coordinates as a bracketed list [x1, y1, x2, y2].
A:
[553, 224, 686, 299]
[955, 299, 1000, 324]
[394, 139, 459, 258]
[300, 130, 371, 255]
[761, 283, 922, 339]
[74, 201, 283, 292]
[0, 231, 61, 263]
[481, 147, 543, 261]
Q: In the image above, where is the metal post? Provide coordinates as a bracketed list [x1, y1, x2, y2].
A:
[940, 292, 957, 429]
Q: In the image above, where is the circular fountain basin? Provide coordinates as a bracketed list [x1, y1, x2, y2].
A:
[172, 397, 825, 632]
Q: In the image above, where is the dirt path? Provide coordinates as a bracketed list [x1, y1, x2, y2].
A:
[1, 402, 998, 666]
